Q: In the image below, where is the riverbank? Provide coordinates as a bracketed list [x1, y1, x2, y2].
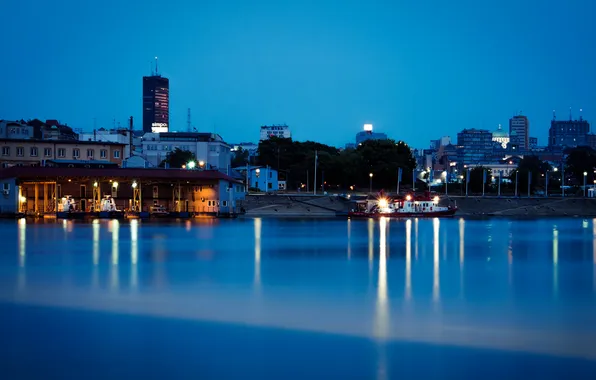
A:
[241, 194, 596, 218]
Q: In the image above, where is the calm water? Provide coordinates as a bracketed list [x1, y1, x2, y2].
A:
[1, 217, 596, 379]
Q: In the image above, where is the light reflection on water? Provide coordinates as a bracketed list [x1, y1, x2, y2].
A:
[2, 217, 596, 371]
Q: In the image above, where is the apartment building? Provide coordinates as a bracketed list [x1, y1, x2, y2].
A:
[0, 139, 125, 168]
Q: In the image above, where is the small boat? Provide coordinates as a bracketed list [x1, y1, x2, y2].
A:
[99, 195, 125, 219]
[348, 191, 457, 218]
[150, 204, 170, 217]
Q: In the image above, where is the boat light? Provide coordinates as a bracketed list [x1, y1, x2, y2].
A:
[433, 196, 439, 204]
[406, 195, 412, 201]
[378, 198, 388, 208]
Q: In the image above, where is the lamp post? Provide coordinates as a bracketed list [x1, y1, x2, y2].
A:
[187, 161, 196, 170]
[514, 170, 518, 197]
[369, 173, 373, 194]
[584, 171, 587, 197]
[256, 168, 261, 191]
[198, 160, 205, 170]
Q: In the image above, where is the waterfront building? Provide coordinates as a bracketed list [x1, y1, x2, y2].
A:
[260, 125, 291, 141]
[143, 70, 170, 133]
[0, 139, 125, 168]
[233, 165, 279, 192]
[549, 111, 590, 148]
[0, 166, 244, 216]
[456, 128, 494, 166]
[141, 132, 232, 172]
[509, 115, 529, 150]
[355, 124, 387, 145]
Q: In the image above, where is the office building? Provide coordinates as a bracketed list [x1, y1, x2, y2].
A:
[456, 128, 493, 166]
[143, 71, 169, 133]
[548, 111, 590, 148]
[355, 124, 387, 145]
[141, 132, 232, 172]
[509, 115, 529, 150]
[260, 125, 291, 141]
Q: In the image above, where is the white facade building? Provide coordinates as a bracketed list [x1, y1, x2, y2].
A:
[79, 128, 136, 158]
[0, 120, 33, 140]
[141, 132, 232, 173]
[260, 125, 291, 141]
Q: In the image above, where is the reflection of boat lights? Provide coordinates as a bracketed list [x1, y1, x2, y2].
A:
[459, 218, 465, 265]
[405, 219, 411, 299]
[131, 219, 138, 265]
[347, 218, 351, 259]
[553, 226, 558, 296]
[92, 219, 100, 265]
[19, 196, 27, 203]
[378, 198, 388, 208]
[254, 218, 262, 287]
[111, 219, 119, 265]
[374, 217, 389, 338]
[433, 218, 440, 302]
[18, 218, 26, 267]
[368, 218, 374, 271]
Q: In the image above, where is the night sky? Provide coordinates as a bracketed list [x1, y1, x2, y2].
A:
[2, 0, 594, 148]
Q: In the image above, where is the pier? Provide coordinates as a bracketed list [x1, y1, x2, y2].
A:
[0, 166, 244, 219]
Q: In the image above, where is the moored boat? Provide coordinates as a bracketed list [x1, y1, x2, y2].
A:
[348, 191, 457, 218]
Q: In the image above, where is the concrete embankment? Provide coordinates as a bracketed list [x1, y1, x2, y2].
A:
[444, 197, 596, 217]
[241, 194, 596, 218]
[240, 195, 350, 217]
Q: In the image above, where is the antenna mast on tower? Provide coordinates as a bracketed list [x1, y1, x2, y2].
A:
[155, 57, 159, 76]
[187, 108, 192, 132]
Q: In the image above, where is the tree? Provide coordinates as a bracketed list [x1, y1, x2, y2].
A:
[159, 148, 196, 168]
[565, 147, 596, 185]
[231, 148, 249, 168]
[515, 156, 551, 194]
[465, 166, 491, 193]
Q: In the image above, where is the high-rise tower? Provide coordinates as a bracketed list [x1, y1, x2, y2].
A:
[142, 57, 169, 133]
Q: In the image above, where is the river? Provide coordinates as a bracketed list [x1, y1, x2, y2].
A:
[1, 217, 595, 379]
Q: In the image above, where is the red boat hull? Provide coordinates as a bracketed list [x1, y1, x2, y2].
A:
[348, 208, 458, 218]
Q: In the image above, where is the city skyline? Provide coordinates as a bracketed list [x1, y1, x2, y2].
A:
[1, 0, 594, 148]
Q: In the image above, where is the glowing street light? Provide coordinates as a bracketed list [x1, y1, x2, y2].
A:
[132, 181, 138, 189]
[369, 173, 373, 194]
[187, 161, 196, 169]
[93, 181, 98, 187]
[584, 172, 588, 197]
[112, 181, 119, 189]
[198, 160, 205, 168]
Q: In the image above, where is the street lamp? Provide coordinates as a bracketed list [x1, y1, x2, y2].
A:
[198, 160, 205, 169]
[112, 181, 119, 189]
[132, 181, 138, 189]
[369, 173, 373, 194]
[584, 171, 588, 197]
[93, 181, 98, 187]
[187, 161, 196, 169]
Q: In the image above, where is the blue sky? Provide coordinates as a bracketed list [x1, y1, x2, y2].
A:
[1, 0, 594, 148]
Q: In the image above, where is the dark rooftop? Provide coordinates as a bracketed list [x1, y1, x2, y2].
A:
[0, 166, 242, 183]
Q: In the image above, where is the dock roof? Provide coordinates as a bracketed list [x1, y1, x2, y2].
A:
[0, 166, 242, 183]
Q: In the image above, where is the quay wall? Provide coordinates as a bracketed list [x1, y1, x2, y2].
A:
[242, 194, 596, 218]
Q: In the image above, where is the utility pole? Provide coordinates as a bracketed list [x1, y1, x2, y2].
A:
[313, 151, 318, 195]
[187, 108, 192, 132]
